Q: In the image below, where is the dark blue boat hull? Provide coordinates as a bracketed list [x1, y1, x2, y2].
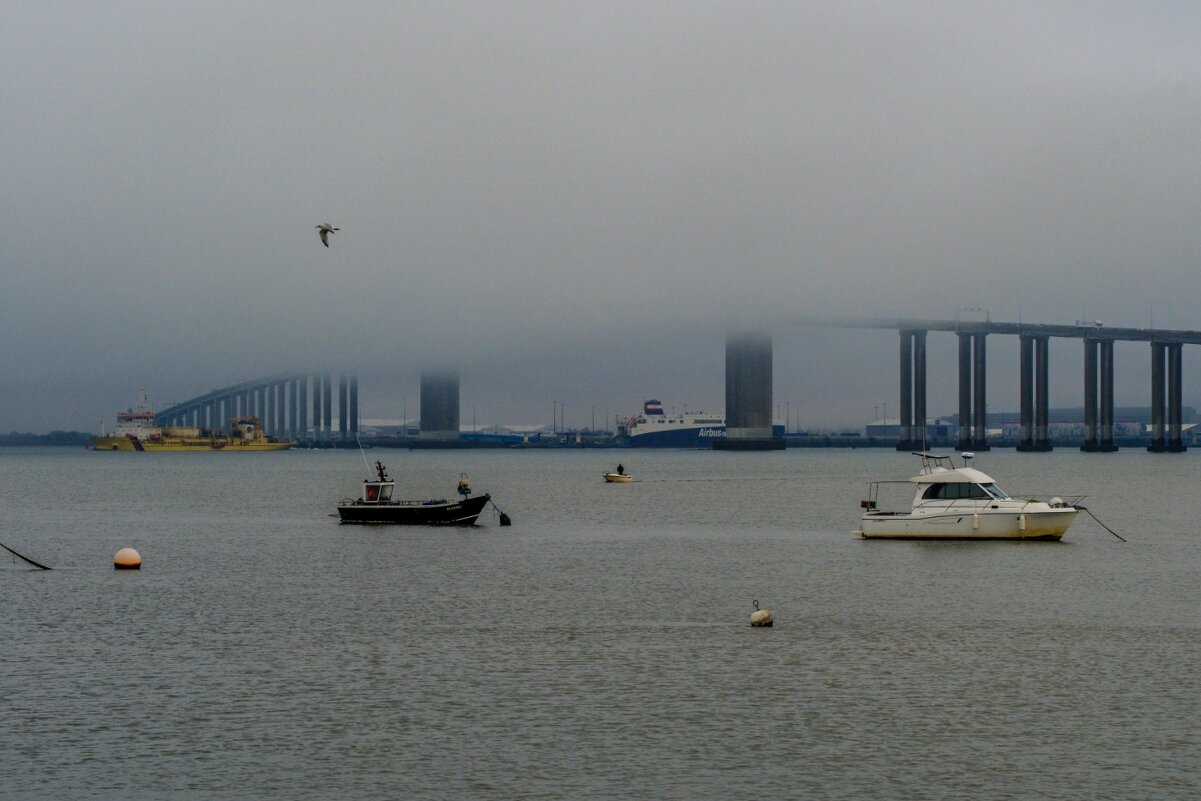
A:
[627, 427, 726, 447]
[338, 493, 491, 525]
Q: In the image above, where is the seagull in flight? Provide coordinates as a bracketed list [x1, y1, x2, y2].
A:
[316, 223, 339, 247]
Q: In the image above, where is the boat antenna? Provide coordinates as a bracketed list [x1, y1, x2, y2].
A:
[356, 434, 373, 479]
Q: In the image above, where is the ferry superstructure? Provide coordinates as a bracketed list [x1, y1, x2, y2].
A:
[619, 400, 725, 448]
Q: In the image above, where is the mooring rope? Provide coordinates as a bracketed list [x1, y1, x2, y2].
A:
[0, 541, 52, 570]
[488, 497, 512, 526]
[1077, 505, 1127, 542]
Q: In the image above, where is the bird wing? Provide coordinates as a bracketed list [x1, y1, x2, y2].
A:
[319, 229, 330, 246]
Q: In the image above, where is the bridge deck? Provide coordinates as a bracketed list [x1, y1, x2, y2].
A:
[798, 316, 1201, 344]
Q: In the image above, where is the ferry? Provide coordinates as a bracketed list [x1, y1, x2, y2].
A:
[619, 400, 725, 448]
[92, 395, 292, 452]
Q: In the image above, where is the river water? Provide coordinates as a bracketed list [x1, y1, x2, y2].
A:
[2, 447, 1198, 799]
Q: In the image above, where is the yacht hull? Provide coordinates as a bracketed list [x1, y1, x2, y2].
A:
[857, 509, 1078, 540]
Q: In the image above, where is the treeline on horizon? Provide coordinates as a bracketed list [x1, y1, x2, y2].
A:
[1, 431, 93, 445]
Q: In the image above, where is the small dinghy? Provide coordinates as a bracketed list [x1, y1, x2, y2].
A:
[603, 464, 633, 483]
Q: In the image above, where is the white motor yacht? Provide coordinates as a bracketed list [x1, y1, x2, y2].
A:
[856, 453, 1081, 540]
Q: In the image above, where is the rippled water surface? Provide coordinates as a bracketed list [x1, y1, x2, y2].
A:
[2, 447, 1199, 799]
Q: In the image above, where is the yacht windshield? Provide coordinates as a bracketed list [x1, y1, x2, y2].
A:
[980, 483, 1009, 499]
[921, 482, 993, 500]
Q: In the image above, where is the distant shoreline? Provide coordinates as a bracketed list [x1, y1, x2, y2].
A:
[2, 433, 1192, 451]
[0, 432, 94, 446]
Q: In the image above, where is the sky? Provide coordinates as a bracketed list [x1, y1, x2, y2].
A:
[4, 2, 1201, 433]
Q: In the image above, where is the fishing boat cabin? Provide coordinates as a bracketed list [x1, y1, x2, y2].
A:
[361, 461, 395, 504]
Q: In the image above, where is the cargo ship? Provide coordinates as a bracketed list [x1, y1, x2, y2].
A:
[618, 400, 726, 447]
[92, 397, 292, 451]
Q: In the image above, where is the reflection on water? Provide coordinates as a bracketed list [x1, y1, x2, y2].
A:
[2, 448, 1199, 798]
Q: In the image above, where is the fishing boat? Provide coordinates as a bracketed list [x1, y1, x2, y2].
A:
[337, 461, 494, 525]
[855, 452, 1081, 540]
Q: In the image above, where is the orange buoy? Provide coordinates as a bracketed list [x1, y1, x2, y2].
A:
[114, 547, 142, 570]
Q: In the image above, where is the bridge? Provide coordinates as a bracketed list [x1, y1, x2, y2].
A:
[151, 316, 1199, 453]
[155, 373, 359, 443]
[791, 317, 1196, 452]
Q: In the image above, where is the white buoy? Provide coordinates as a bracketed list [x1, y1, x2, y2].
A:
[750, 599, 773, 627]
[114, 547, 142, 570]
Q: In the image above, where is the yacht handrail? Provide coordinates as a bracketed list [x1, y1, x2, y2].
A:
[912, 497, 1026, 511]
[913, 452, 957, 474]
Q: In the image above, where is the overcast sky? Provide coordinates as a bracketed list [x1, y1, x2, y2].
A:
[4, 2, 1201, 432]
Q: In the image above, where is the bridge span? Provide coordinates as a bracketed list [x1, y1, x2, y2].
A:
[795, 316, 1196, 452]
[155, 373, 359, 443]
